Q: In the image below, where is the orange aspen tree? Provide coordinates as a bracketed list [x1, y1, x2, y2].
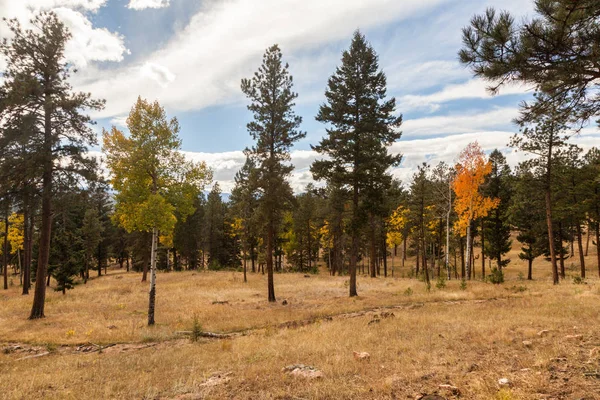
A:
[452, 142, 499, 280]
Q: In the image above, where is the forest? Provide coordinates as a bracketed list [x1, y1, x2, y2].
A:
[1, 1, 600, 399]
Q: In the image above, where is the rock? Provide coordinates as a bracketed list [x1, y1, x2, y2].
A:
[282, 364, 324, 379]
[199, 372, 232, 387]
[522, 340, 533, 348]
[438, 384, 460, 395]
[107, 325, 118, 330]
[353, 351, 370, 361]
[282, 299, 288, 305]
[303, 274, 311, 278]
[368, 319, 381, 325]
[537, 329, 550, 337]
[564, 334, 583, 341]
[498, 378, 512, 387]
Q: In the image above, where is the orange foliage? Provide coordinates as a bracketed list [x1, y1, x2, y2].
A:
[452, 141, 499, 235]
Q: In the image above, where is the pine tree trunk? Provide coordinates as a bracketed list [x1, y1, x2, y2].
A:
[148, 227, 158, 326]
[576, 222, 585, 278]
[422, 237, 429, 285]
[369, 218, 376, 278]
[545, 157, 559, 284]
[481, 219, 485, 279]
[349, 181, 359, 297]
[142, 251, 148, 282]
[250, 246, 256, 273]
[465, 223, 471, 280]
[528, 257, 533, 280]
[22, 208, 32, 295]
[243, 249, 247, 283]
[3, 208, 9, 290]
[29, 104, 53, 318]
[585, 221, 590, 256]
[266, 220, 276, 302]
[382, 236, 387, 278]
[558, 221, 565, 279]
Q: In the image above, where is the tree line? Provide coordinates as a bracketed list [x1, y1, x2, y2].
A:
[1, 0, 599, 324]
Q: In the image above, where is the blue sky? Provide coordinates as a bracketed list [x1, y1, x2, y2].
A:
[1, 0, 598, 192]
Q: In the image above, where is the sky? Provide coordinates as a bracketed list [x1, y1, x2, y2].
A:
[1, 0, 599, 193]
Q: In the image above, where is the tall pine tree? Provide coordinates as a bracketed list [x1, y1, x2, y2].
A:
[241, 45, 305, 302]
[311, 31, 402, 297]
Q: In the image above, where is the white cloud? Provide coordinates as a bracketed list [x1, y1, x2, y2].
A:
[401, 107, 520, 138]
[0, 0, 127, 69]
[140, 62, 176, 87]
[399, 79, 533, 112]
[127, 0, 170, 10]
[73, 0, 451, 119]
[53, 7, 129, 68]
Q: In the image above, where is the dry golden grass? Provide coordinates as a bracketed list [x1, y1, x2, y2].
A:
[1, 239, 599, 399]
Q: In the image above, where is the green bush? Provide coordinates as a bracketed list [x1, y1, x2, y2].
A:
[436, 275, 446, 289]
[489, 268, 504, 284]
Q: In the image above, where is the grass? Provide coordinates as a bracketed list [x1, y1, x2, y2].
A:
[1, 239, 599, 399]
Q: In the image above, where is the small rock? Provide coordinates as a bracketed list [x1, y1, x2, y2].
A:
[537, 329, 550, 337]
[107, 325, 118, 330]
[368, 319, 381, 325]
[498, 378, 512, 387]
[303, 274, 311, 278]
[282, 299, 288, 305]
[519, 368, 531, 372]
[564, 334, 583, 341]
[522, 340, 533, 348]
[353, 351, 370, 361]
[438, 384, 460, 395]
[282, 364, 324, 379]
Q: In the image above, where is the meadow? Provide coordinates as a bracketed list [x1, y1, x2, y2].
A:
[1, 241, 600, 400]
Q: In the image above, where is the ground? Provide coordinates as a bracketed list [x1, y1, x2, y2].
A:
[1, 241, 600, 399]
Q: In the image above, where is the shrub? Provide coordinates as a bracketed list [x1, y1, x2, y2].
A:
[190, 314, 202, 342]
[489, 268, 504, 284]
[436, 275, 446, 289]
[459, 279, 467, 291]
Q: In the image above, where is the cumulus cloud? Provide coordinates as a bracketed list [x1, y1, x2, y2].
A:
[74, 0, 451, 119]
[53, 7, 129, 67]
[0, 0, 128, 69]
[127, 0, 170, 10]
[399, 79, 533, 112]
[182, 130, 600, 194]
[401, 107, 520, 138]
[140, 62, 176, 87]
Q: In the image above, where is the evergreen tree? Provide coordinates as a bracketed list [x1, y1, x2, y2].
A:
[173, 193, 205, 270]
[482, 150, 512, 272]
[241, 44, 305, 302]
[0, 12, 104, 318]
[509, 166, 546, 280]
[311, 31, 402, 296]
[229, 156, 259, 281]
[459, 0, 600, 127]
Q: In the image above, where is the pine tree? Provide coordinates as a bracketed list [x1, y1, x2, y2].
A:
[482, 150, 512, 272]
[241, 44, 305, 302]
[0, 12, 104, 318]
[459, 0, 600, 127]
[311, 31, 402, 296]
[229, 156, 259, 281]
[509, 166, 546, 280]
